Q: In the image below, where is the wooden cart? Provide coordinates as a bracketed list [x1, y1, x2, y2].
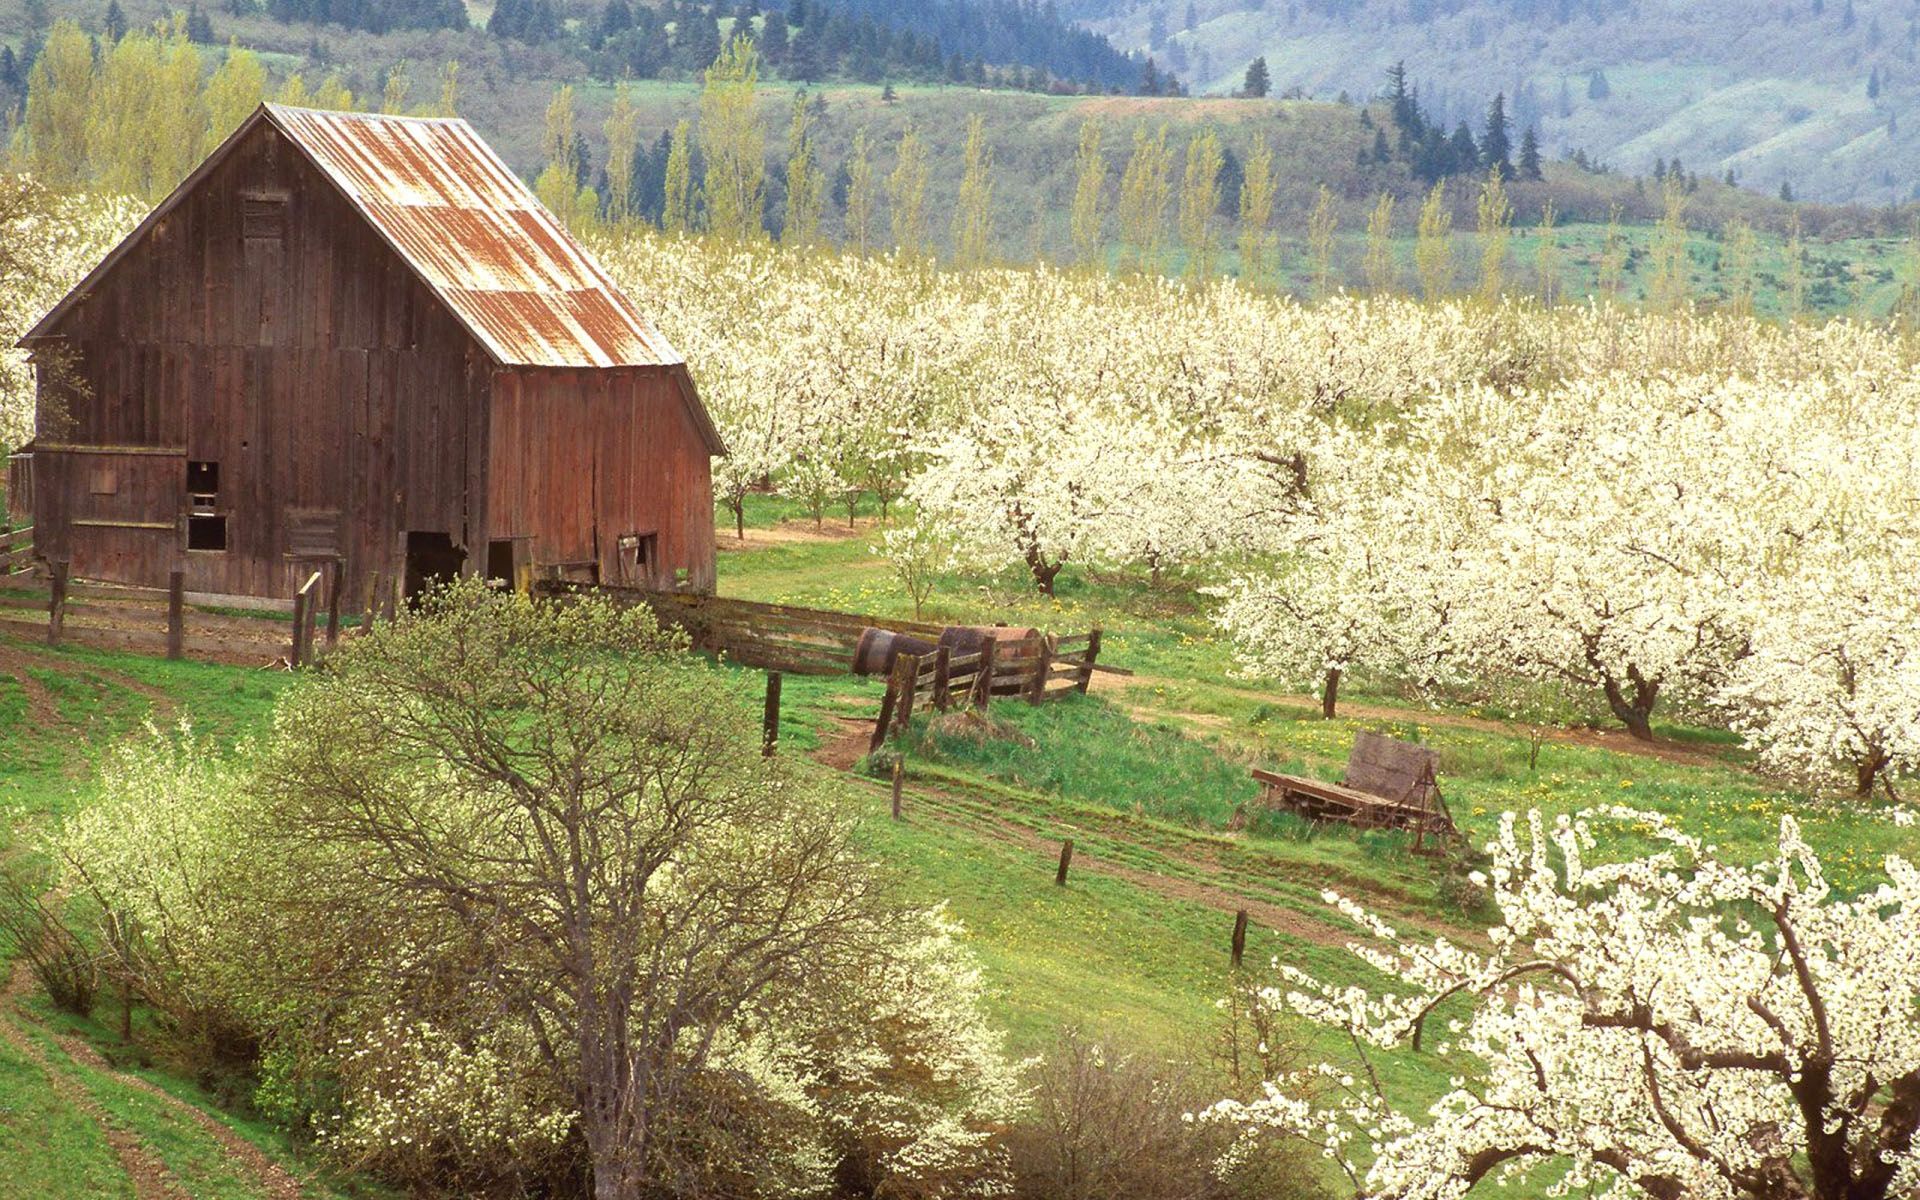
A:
[1249, 731, 1455, 840]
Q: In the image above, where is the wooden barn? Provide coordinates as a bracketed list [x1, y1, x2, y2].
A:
[13, 102, 723, 604]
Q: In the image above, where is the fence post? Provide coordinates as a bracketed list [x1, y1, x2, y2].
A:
[291, 582, 311, 668]
[972, 638, 996, 710]
[871, 654, 909, 754]
[931, 645, 951, 710]
[1027, 635, 1055, 705]
[1055, 838, 1074, 886]
[1231, 909, 1249, 967]
[325, 558, 344, 648]
[46, 559, 68, 647]
[893, 653, 922, 737]
[762, 671, 782, 757]
[1076, 627, 1102, 694]
[166, 568, 185, 661]
[891, 758, 904, 821]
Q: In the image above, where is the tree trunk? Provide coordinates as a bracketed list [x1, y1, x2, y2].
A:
[1600, 668, 1658, 742]
[1025, 541, 1063, 595]
[1322, 667, 1341, 719]
[1857, 747, 1891, 798]
[731, 496, 745, 541]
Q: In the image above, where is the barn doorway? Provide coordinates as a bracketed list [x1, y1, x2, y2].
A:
[403, 531, 465, 604]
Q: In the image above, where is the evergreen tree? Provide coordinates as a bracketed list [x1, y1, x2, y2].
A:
[1517, 125, 1543, 180]
[1482, 92, 1513, 176]
[185, 3, 215, 42]
[1587, 68, 1610, 100]
[1242, 55, 1270, 98]
[1869, 66, 1882, 99]
[103, 0, 127, 41]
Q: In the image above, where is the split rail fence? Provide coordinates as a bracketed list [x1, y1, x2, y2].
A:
[867, 630, 1103, 752]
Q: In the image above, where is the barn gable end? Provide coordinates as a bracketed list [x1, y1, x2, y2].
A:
[20, 104, 720, 602]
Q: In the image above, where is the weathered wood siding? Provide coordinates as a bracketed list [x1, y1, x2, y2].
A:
[489, 366, 716, 592]
[32, 119, 489, 599]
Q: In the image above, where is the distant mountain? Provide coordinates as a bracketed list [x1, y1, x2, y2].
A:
[1065, 0, 1919, 203]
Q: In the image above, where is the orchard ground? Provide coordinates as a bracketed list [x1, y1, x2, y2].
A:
[0, 494, 1914, 1197]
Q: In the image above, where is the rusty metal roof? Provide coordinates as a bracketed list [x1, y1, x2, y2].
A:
[265, 104, 681, 370]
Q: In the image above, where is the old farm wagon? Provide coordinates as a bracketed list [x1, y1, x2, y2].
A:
[12, 103, 723, 605]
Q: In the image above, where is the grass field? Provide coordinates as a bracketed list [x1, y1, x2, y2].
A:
[0, 495, 1914, 1195]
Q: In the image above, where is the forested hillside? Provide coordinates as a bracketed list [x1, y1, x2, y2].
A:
[1071, 0, 1920, 203]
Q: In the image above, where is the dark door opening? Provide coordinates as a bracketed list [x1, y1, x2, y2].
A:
[485, 539, 515, 587]
[404, 531, 465, 604]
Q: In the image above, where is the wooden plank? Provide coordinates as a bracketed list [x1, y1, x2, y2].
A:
[1076, 627, 1102, 693]
[1027, 636, 1055, 705]
[166, 568, 184, 660]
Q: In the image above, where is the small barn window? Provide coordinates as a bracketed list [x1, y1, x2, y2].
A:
[242, 195, 288, 245]
[187, 460, 226, 551]
[88, 468, 117, 496]
[617, 531, 657, 584]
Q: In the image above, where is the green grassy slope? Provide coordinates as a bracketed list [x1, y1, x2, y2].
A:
[1, 496, 1914, 1194]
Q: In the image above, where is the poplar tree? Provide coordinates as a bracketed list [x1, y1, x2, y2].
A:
[1178, 127, 1222, 279]
[277, 72, 310, 107]
[148, 20, 205, 199]
[1237, 136, 1277, 286]
[604, 81, 641, 226]
[1415, 180, 1454, 300]
[662, 119, 694, 234]
[310, 73, 354, 111]
[1722, 217, 1757, 317]
[16, 20, 95, 189]
[381, 62, 411, 114]
[887, 122, 929, 257]
[535, 85, 587, 230]
[435, 61, 460, 117]
[951, 112, 995, 268]
[1648, 177, 1690, 313]
[782, 90, 826, 248]
[699, 34, 766, 241]
[1363, 191, 1396, 294]
[1784, 212, 1808, 321]
[1598, 203, 1626, 302]
[843, 126, 876, 254]
[1534, 198, 1560, 307]
[1307, 183, 1337, 297]
[1476, 165, 1513, 303]
[1069, 118, 1106, 268]
[89, 25, 164, 198]
[1116, 125, 1171, 271]
[202, 43, 265, 157]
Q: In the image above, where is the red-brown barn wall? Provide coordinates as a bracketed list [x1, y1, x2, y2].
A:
[29, 119, 489, 600]
[488, 366, 716, 593]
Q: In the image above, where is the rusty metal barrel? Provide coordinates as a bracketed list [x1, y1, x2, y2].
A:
[852, 628, 940, 676]
[852, 624, 1041, 677]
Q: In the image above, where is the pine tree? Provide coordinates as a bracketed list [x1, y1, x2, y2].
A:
[1237, 136, 1276, 286]
[1178, 127, 1222, 279]
[951, 112, 995, 268]
[1069, 118, 1106, 267]
[103, 0, 127, 41]
[185, 3, 214, 42]
[1242, 55, 1270, 98]
[1869, 66, 1882, 99]
[1587, 68, 1610, 100]
[1517, 125, 1543, 180]
[1482, 92, 1513, 176]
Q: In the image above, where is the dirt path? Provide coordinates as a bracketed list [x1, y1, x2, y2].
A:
[2, 929, 306, 1200]
[1092, 669, 1735, 770]
[716, 516, 884, 553]
[0, 960, 183, 1199]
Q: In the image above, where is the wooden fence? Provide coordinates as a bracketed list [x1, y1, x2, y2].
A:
[536, 581, 946, 675]
[869, 629, 1103, 751]
[0, 525, 31, 577]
